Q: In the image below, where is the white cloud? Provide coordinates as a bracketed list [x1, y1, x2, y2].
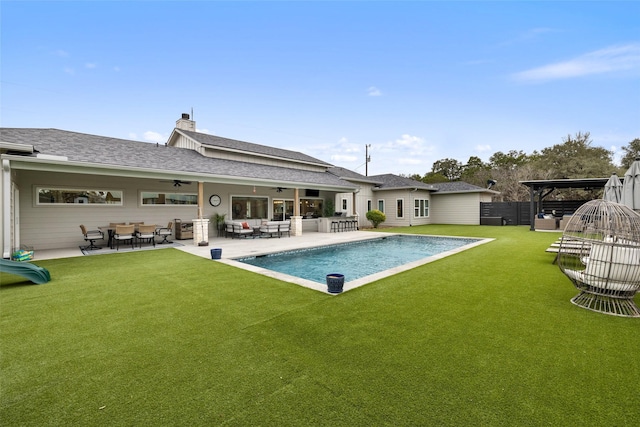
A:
[392, 134, 423, 148]
[196, 128, 210, 134]
[512, 43, 640, 83]
[64, 67, 75, 75]
[85, 62, 97, 69]
[397, 157, 424, 165]
[499, 27, 559, 47]
[113, 66, 121, 72]
[143, 131, 166, 143]
[367, 86, 382, 96]
[331, 154, 358, 162]
[476, 144, 492, 152]
[52, 49, 69, 57]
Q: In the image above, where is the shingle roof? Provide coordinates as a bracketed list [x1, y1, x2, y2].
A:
[368, 174, 437, 191]
[327, 166, 383, 184]
[0, 128, 356, 190]
[429, 181, 494, 193]
[178, 129, 333, 167]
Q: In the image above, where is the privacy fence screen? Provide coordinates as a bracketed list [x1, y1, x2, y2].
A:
[480, 201, 587, 226]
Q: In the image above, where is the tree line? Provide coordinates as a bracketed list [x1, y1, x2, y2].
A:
[406, 133, 640, 202]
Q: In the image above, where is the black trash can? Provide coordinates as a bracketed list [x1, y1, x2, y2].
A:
[326, 273, 345, 294]
[210, 248, 222, 260]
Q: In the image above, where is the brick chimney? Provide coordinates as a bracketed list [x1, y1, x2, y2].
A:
[176, 113, 195, 131]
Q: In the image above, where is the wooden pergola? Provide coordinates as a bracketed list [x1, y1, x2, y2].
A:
[519, 178, 611, 231]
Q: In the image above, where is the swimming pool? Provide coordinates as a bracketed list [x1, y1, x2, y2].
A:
[236, 234, 484, 286]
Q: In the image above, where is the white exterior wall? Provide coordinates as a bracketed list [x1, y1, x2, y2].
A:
[430, 193, 483, 225]
[367, 190, 432, 228]
[15, 171, 205, 250]
[10, 170, 347, 250]
[172, 133, 200, 151]
[203, 147, 326, 172]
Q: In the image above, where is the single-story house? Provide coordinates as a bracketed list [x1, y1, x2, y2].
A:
[1, 114, 499, 257]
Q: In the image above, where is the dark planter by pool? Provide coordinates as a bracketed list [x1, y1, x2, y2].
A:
[326, 273, 345, 294]
[210, 248, 222, 260]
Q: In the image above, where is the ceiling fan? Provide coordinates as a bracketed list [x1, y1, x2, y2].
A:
[272, 187, 288, 193]
[160, 179, 193, 187]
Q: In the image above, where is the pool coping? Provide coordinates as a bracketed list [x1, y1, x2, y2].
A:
[215, 233, 494, 294]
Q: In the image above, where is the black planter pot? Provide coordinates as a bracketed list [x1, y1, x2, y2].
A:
[326, 273, 345, 294]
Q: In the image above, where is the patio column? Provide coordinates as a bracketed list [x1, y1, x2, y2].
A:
[197, 181, 204, 218]
[192, 218, 210, 246]
[192, 182, 209, 245]
[2, 160, 12, 258]
[352, 190, 360, 229]
[291, 188, 302, 236]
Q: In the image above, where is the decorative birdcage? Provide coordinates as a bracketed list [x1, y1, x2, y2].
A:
[557, 199, 640, 317]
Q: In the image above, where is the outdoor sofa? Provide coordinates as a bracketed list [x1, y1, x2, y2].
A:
[225, 219, 291, 239]
[225, 220, 258, 238]
[259, 220, 291, 238]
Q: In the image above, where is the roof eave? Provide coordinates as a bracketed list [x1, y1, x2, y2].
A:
[373, 186, 436, 192]
[4, 154, 357, 191]
[0, 141, 34, 154]
[177, 129, 332, 168]
[432, 189, 501, 195]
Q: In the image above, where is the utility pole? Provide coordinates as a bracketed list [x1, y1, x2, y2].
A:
[365, 144, 371, 176]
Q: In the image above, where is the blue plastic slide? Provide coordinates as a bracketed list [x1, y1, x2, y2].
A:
[0, 258, 51, 284]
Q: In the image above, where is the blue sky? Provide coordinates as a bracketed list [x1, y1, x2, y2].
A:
[2, 1, 639, 176]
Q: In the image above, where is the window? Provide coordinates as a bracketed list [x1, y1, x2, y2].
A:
[342, 198, 348, 211]
[396, 199, 404, 218]
[300, 198, 324, 218]
[232, 196, 268, 220]
[367, 199, 372, 212]
[141, 192, 197, 205]
[273, 199, 294, 221]
[414, 199, 429, 217]
[37, 187, 123, 205]
[378, 199, 385, 213]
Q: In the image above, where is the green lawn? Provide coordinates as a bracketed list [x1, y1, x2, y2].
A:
[1, 225, 639, 426]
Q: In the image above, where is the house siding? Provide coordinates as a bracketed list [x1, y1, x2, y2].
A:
[11, 170, 344, 250]
[173, 133, 200, 151]
[370, 190, 432, 228]
[15, 171, 205, 250]
[203, 147, 326, 172]
[430, 193, 483, 224]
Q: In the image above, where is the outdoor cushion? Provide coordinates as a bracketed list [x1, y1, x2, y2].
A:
[585, 243, 640, 282]
[564, 269, 637, 292]
[242, 222, 250, 229]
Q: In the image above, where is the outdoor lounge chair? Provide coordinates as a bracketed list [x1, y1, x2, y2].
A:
[557, 200, 640, 317]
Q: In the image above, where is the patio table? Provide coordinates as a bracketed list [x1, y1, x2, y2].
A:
[99, 224, 147, 249]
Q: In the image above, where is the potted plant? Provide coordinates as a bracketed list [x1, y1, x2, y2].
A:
[326, 273, 344, 294]
[212, 212, 226, 237]
[323, 199, 335, 218]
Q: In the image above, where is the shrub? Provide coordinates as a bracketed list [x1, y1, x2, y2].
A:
[323, 199, 335, 217]
[366, 209, 386, 228]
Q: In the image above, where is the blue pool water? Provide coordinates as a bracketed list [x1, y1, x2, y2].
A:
[236, 234, 481, 284]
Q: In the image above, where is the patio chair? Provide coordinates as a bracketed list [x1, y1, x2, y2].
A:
[557, 199, 640, 317]
[79, 224, 104, 250]
[278, 221, 291, 237]
[114, 224, 135, 251]
[136, 224, 157, 248]
[155, 222, 173, 244]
